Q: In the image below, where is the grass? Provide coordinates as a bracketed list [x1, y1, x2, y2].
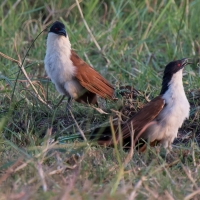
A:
[0, 0, 200, 199]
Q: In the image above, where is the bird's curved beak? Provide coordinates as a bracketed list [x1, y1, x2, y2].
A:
[58, 28, 67, 37]
[181, 58, 193, 67]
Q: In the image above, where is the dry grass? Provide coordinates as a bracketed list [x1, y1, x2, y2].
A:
[0, 0, 200, 199]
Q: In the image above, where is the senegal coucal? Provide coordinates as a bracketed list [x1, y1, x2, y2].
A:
[44, 21, 115, 110]
[94, 58, 192, 151]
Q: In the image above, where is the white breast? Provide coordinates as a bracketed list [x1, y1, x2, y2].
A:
[44, 33, 83, 97]
[145, 69, 190, 149]
[160, 70, 190, 127]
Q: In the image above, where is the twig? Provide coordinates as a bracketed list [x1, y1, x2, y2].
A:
[11, 27, 48, 105]
[144, 93, 151, 102]
[134, 121, 156, 146]
[18, 64, 52, 109]
[184, 188, 200, 200]
[0, 51, 52, 109]
[191, 141, 197, 167]
[143, 184, 159, 199]
[60, 168, 79, 200]
[90, 105, 108, 114]
[84, 52, 93, 67]
[75, 0, 110, 65]
[0, 52, 20, 65]
[110, 109, 129, 120]
[14, 141, 58, 173]
[123, 122, 134, 167]
[129, 177, 145, 200]
[66, 0, 83, 18]
[0, 158, 23, 185]
[25, 58, 44, 64]
[37, 162, 47, 192]
[181, 164, 199, 190]
[164, 190, 175, 200]
[148, 159, 180, 177]
[138, 22, 152, 54]
[68, 109, 87, 142]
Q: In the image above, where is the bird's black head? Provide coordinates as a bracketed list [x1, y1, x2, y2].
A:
[49, 21, 67, 37]
[160, 58, 193, 95]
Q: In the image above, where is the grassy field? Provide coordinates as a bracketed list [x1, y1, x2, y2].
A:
[1, 0, 200, 199]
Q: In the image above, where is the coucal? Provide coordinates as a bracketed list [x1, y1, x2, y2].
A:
[44, 21, 115, 109]
[94, 58, 192, 151]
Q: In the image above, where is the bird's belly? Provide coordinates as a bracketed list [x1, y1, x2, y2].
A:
[49, 76, 85, 99]
[45, 59, 74, 82]
[44, 53, 77, 96]
[64, 79, 85, 99]
[160, 98, 190, 128]
[147, 101, 189, 148]
[143, 120, 178, 149]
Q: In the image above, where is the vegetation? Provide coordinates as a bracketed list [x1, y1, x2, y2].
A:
[0, 0, 200, 199]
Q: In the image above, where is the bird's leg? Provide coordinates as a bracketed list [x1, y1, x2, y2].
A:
[53, 95, 65, 109]
[66, 96, 73, 113]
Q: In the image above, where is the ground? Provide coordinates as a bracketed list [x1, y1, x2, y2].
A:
[0, 0, 200, 199]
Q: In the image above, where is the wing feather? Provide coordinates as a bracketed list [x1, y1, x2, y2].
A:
[70, 50, 114, 99]
[122, 95, 165, 140]
[95, 96, 165, 149]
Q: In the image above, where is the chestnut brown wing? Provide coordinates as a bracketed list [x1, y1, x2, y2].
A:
[94, 96, 164, 148]
[70, 50, 114, 100]
[122, 95, 165, 140]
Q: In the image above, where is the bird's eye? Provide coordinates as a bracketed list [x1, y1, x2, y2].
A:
[55, 28, 58, 31]
[177, 63, 181, 67]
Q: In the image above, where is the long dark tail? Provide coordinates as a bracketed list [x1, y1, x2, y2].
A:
[89, 125, 117, 146]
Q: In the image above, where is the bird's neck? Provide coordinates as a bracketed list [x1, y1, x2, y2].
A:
[46, 33, 71, 57]
[160, 69, 183, 95]
[161, 69, 186, 102]
[45, 32, 76, 80]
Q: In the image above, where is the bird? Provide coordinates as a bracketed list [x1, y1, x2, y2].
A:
[93, 58, 192, 151]
[44, 21, 115, 110]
